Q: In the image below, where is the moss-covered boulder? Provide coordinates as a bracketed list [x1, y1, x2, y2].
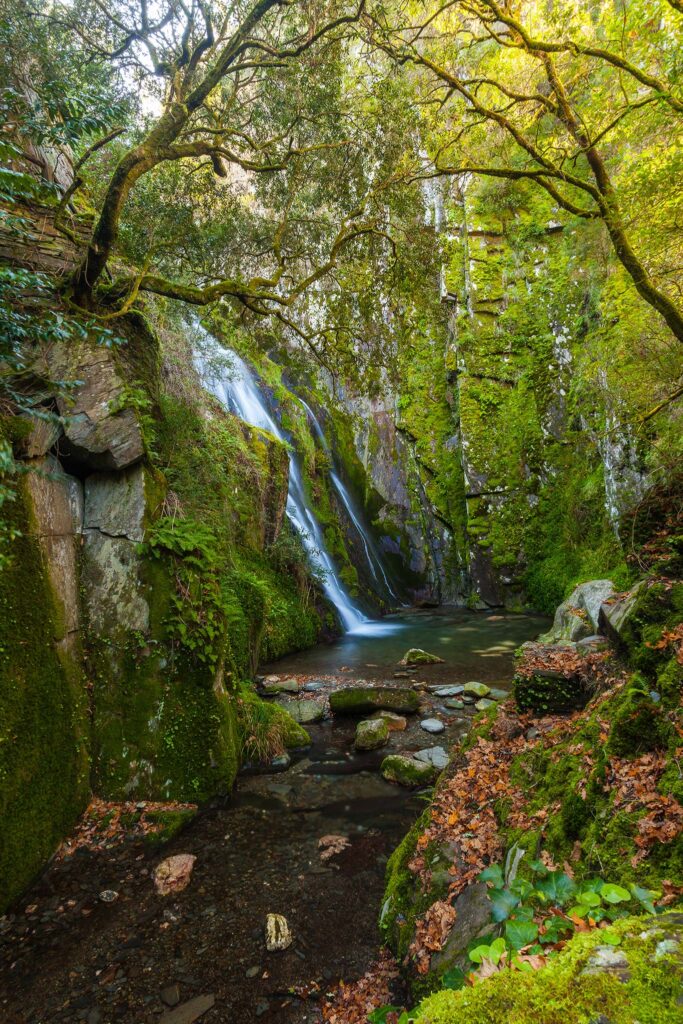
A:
[355, 718, 389, 751]
[400, 648, 445, 666]
[330, 686, 420, 715]
[381, 754, 436, 786]
[463, 682, 491, 698]
[541, 579, 615, 643]
[414, 912, 683, 1024]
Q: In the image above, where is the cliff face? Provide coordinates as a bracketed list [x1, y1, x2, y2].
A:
[0, 267, 318, 908]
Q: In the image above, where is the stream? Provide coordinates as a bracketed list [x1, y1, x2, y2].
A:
[0, 610, 547, 1024]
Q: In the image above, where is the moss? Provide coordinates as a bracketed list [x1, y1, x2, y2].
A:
[144, 807, 197, 849]
[380, 808, 432, 957]
[513, 671, 590, 714]
[381, 754, 437, 786]
[414, 913, 683, 1024]
[0, 480, 89, 911]
[330, 686, 420, 715]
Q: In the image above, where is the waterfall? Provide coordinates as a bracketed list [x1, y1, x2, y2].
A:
[195, 342, 369, 633]
[298, 399, 400, 602]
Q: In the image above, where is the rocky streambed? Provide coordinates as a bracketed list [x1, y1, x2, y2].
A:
[0, 611, 546, 1024]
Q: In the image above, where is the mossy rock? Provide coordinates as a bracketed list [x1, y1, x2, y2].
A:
[143, 808, 197, 849]
[330, 686, 420, 716]
[355, 718, 389, 751]
[414, 912, 683, 1024]
[381, 754, 436, 787]
[513, 671, 589, 714]
[400, 648, 445, 666]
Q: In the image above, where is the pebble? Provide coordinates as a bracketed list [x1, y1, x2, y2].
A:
[158, 995, 215, 1024]
[245, 966, 260, 979]
[265, 913, 292, 951]
[161, 984, 181, 1007]
[255, 1000, 269, 1017]
[420, 718, 445, 734]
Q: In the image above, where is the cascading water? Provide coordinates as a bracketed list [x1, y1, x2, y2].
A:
[196, 340, 373, 633]
[298, 399, 400, 602]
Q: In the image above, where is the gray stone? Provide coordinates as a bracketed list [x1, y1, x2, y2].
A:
[445, 698, 464, 710]
[51, 346, 145, 471]
[354, 718, 389, 751]
[463, 682, 491, 698]
[303, 680, 324, 692]
[84, 466, 147, 542]
[575, 635, 611, 655]
[24, 455, 83, 642]
[158, 995, 215, 1024]
[161, 984, 181, 1007]
[276, 699, 324, 724]
[82, 531, 149, 636]
[582, 946, 630, 982]
[431, 881, 492, 974]
[419, 718, 445, 734]
[329, 686, 420, 715]
[14, 413, 62, 458]
[262, 678, 299, 695]
[543, 579, 615, 643]
[429, 685, 464, 697]
[414, 746, 449, 770]
[370, 710, 407, 731]
[598, 581, 647, 645]
[489, 688, 508, 700]
[270, 753, 291, 771]
[245, 966, 260, 978]
[475, 698, 495, 712]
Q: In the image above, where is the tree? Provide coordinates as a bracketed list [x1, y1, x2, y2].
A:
[364, 0, 683, 344]
[15, 0, 410, 337]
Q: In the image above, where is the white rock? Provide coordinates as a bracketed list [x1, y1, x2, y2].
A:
[265, 913, 292, 951]
[414, 746, 449, 769]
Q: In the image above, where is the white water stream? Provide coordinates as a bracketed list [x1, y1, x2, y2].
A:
[196, 338, 399, 635]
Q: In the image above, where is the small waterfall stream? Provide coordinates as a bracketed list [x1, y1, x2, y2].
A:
[196, 340, 397, 634]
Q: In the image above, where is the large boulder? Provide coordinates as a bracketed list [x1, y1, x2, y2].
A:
[598, 580, 648, 646]
[330, 686, 420, 716]
[541, 579, 615, 643]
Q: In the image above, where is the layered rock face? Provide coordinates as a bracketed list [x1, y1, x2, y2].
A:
[0, 313, 304, 909]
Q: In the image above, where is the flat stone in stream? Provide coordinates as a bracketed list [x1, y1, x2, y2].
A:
[420, 718, 445, 734]
[445, 698, 465, 710]
[330, 686, 420, 716]
[414, 746, 449, 770]
[475, 698, 496, 712]
[429, 685, 465, 697]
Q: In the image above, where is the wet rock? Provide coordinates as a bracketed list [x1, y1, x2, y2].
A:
[370, 710, 407, 731]
[582, 946, 631, 982]
[542, 579, 615, 643]
[463, 682, 490, 698]
[429, 685, 464, 697]
[381, 754, 436, 786]
[265, 913, 292, 951]
[159, 995, 215, 1024]
[489, 687, 508, 700]
[354, 718, 389, 751]
[245, 966, 260, 979]
[399, 648, 445, 666]
[153, 854, 196, 896]
[393, 671, 412, 679]
[255, 1001, 269, 1017]
[474, 698, 495, 712]
[598, 580, 648, 647]
[445, 698, 464, 710]
[262, 678, 299, 695]
[420, 718, 445, 734]
[161, 984, 181, 1007]
[303, 680, 325, 692]
[276, 698, 324, 724]
[270, 753, 291, 771]
[330, 686, 419, 716]
[414, 746, 449, 770]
